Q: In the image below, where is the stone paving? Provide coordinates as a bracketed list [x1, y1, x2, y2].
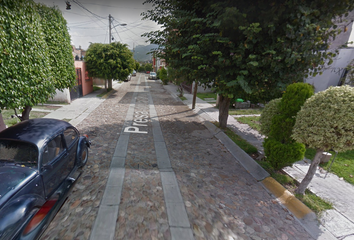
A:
[41, 73, 313, 240]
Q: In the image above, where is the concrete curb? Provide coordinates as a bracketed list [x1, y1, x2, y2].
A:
[203, 120, 315, 220]
[261, 177, 314, 219]
[101, 89, 116, 99]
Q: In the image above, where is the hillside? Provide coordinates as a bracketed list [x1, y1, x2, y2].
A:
[132, 44, 159, 62]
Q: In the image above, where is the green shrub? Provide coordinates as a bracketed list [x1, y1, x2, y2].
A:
[264, 83, 314, 170]
[159, 67, 168, 85]
[264, 138, 306, 170]
[269, 83, 314, 143]
[293, 85, 354, 152]
[259, 98, 281, 136]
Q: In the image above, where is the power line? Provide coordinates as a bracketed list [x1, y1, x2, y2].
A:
[72, 0, 106, 19]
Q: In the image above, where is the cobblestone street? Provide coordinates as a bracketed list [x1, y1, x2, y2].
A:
[41, 73, 313, 240]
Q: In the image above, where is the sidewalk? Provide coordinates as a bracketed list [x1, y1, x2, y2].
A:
[163, 83, 354, 240]
[42, 81, 123, 127]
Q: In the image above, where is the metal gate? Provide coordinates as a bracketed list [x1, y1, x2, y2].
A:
[70, 68, 83, 101]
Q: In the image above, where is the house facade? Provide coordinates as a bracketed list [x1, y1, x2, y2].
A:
[49, 45, 93, 103]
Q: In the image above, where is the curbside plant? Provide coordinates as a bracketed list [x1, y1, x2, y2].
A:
[259, 98, 281, 136]
[159, 67, 168, 85]
[263, 83, 314, 170]
[292, 85, 354, 194]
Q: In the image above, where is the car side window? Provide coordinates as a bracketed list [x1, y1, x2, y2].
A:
[42, 135, 64, 165]
[63, 128, 78, 148]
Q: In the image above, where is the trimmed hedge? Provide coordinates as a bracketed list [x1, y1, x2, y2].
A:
[259, 98, 281, 136]
[264, 83, 314, 170]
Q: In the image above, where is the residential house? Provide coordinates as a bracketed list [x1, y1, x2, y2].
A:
[306, 11, 354, 92]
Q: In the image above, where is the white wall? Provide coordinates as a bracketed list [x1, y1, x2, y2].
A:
[306, 48, 354, 92]
[48, 88, 71, 103]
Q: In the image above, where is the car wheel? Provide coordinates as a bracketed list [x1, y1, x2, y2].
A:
[80, 146, 88, 168]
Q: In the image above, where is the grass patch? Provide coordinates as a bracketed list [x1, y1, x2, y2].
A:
[93, 85, 102, 91]
[296, 190, 333, 214]
[196, 92, 217, 101]
[321, 150, 354, 185]
[179, 96, 187, 101]
[236, 116, 261, 132]
[1, 109, 49, 127]
[43, 101, 68, 105]
[97, 89, 112, 98]
[213, 122, 258, 154]
[229, 108, 263, 115]
[305, 148, 354, 185]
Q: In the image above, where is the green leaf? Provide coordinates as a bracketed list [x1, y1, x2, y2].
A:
[247, 61, 259, 67]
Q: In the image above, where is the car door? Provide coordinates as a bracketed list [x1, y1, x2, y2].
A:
[63, 128, 78, 171]
[40, 134, 69, 197]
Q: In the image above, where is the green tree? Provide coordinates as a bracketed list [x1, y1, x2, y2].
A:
[135, 61, 140, 71]
[143, 0, 354, 128]
[159, 67, 168, 84]
[0, 0, 54, 121]
[138, 64, 145, 72]
[85, 42, 135, 90]
[292, 85, 354, 194]
[145, 63, 153, 72]
[36, 3, 76, 91]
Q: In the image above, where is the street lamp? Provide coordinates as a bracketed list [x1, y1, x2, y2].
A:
[109, 14, 127, 43]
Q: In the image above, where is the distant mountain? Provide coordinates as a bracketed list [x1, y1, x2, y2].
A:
[132, 44, 159, 62]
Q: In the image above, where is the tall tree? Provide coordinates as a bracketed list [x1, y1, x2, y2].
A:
[85, 42, 135, 89]
[36, 3, 76, 91]
[0, 0, 54, 122]
[143, 0, 354, 128]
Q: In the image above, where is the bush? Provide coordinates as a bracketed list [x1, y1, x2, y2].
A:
[264, 138, 306, 170]
[259, 98, 281, 136]
[292, 85, 354, 152]
[269, 83, 314, 143]
[264, 82, 314, 170]
[159, 67, 168, 85]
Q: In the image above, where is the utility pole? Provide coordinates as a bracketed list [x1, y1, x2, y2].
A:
[106, 14, 112, 89]
[109, 14, 112, 44]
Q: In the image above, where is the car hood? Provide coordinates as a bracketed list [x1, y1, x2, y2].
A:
[0, 166, 37, 208]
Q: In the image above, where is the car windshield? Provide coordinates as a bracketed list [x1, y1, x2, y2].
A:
[0, 140, 38, 168]
[151, 73, 156, 76]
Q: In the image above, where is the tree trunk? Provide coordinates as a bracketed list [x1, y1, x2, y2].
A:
[295, 149, 324, 195]
[108, 79, 112, 90]
[0, 113, 6, 132]
[218, 95, 230, 129]
[216, 94, 220, 108]
[21, 106, 32, 121]
[178, 83, 184, 97]
[192, 80, 198, 109]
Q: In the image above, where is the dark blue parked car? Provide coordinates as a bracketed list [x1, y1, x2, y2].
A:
[0, 119, 90, 240]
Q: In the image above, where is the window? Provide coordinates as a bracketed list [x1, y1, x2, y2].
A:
[42, 135, 64, 165]
[63, 128, 78, 148]
[0, 140, 38, 168]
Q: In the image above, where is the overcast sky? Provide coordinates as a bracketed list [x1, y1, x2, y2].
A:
[34, 0, 161, 50]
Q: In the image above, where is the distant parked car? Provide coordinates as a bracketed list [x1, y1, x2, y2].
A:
[0, 118, 90, 240]
[146, 71, 150, 74]
[149, 72, 157, 80]
[124, 74, 132, 82]
[132, 70, 136, 76]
